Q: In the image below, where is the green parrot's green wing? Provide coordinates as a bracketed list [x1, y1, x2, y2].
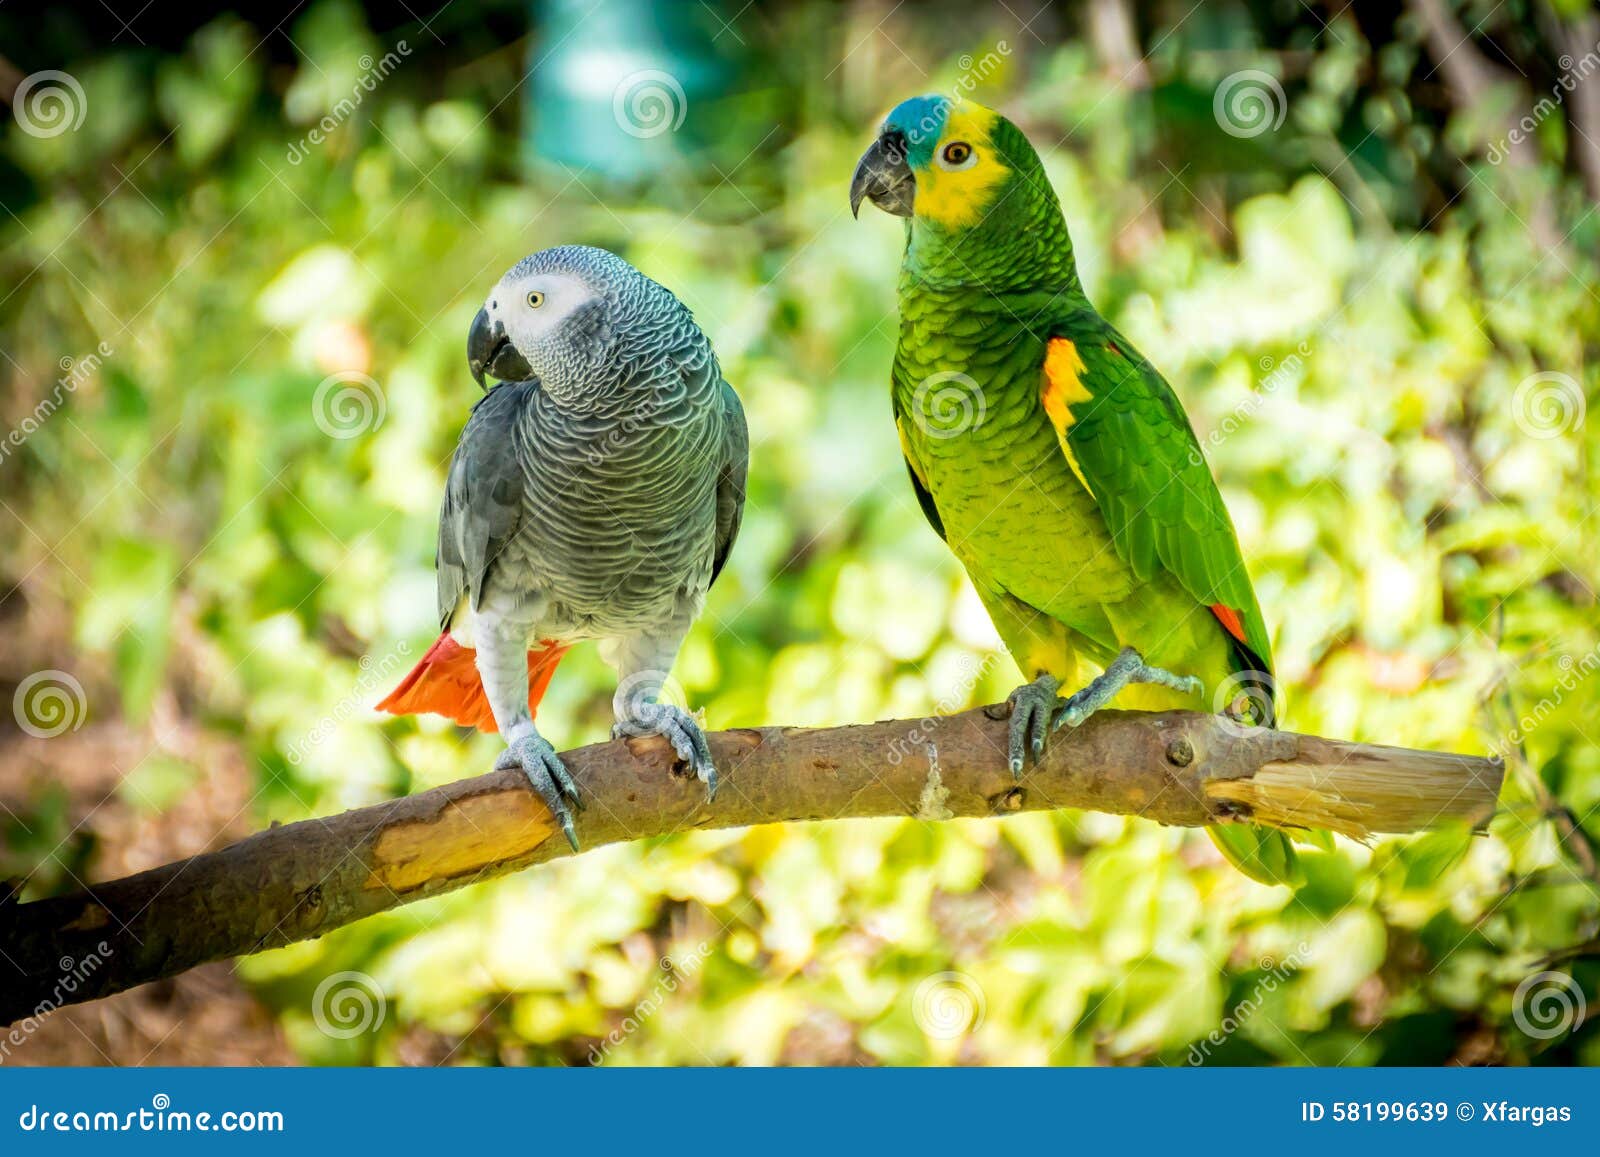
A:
[1043, 311, 1274, 688]
[892, 398, 946, 542]
[1041, 311, 1294, 887]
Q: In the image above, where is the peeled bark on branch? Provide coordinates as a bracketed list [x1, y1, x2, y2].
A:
[0, 707, 1502, 1025]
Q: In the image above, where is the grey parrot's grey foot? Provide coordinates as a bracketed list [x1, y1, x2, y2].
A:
[615, 702, 718, 801]
[1052, 647, 1203, 730]
[497, 733, 582, 852]
[1005, 673, 1060, 779]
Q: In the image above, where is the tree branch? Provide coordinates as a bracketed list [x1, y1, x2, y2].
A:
[0, 708, 1502, 1025]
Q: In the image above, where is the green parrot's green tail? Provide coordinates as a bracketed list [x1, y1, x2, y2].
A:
[1208, 825, 1302, 887]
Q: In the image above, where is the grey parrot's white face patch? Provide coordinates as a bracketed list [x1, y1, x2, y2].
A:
[489, 271, 599, 361]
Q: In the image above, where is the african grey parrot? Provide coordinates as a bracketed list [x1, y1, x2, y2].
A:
[379, 245, 748, 850]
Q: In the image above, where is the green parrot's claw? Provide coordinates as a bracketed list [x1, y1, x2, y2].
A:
[1005, 673, 1060, 779]
[1053, 647, 1203, 731]
[498, 732, 583, 852]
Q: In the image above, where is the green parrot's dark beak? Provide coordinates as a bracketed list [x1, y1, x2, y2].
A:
[468, 306, 532, 390]
[850, 130, 914, 219]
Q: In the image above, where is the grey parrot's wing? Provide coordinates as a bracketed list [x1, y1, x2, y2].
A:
[436, 380, 535, 629]
[710, 377, 748, 589]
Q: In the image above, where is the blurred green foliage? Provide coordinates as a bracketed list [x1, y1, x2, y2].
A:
[2, 0, 1598, 1065]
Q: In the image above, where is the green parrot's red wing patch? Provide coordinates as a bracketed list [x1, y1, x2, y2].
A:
[1210, 603, 1248, 645]
[378, 634, 568, 733]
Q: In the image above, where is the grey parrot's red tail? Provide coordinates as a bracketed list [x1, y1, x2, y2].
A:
[377, 634, 568, 733]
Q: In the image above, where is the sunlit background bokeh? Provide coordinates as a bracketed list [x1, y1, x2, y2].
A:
[2, 0, 1598, 1065]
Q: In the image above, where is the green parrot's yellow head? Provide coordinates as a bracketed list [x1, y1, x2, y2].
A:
[851, 95, 1077, 290]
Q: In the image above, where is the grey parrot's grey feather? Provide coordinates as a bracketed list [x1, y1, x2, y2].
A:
[711, 377, 748, 589]
[436, 379, 536, 629]
[438, 245, 748, 647]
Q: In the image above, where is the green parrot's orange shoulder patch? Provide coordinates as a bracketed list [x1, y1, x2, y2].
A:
[1041, 338, 1094, 494]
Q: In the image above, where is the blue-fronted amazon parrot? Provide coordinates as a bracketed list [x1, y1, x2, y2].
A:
[851, 96, 1295, 883]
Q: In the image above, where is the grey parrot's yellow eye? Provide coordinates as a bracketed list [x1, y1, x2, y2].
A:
[937, 141, 975, 170]
[526, 290, 546, 308]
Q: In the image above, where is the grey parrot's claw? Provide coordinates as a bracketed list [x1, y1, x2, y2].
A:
[1005, 674, 1060, 779]
[497, 734, 582, 851]
[623, 703, 718, 802]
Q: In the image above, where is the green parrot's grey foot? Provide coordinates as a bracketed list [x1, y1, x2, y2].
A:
[497, 733, 582, 852]
[1052, 647, 1203, 730]
[615, 702, 718, 801]
[1005, 673, 1060, 779]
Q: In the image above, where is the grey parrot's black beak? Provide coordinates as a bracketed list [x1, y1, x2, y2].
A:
[468, 306, 532, 390]
[850, 130, 914, 219]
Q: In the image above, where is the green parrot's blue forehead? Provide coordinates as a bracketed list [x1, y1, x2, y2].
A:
[883, 95, 951, 165]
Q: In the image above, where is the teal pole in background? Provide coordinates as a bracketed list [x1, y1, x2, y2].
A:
[528, 0, 737, 180]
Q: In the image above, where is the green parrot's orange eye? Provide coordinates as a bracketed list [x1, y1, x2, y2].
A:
[526, 291, 545, 308]
[939, 141, 975, 169]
